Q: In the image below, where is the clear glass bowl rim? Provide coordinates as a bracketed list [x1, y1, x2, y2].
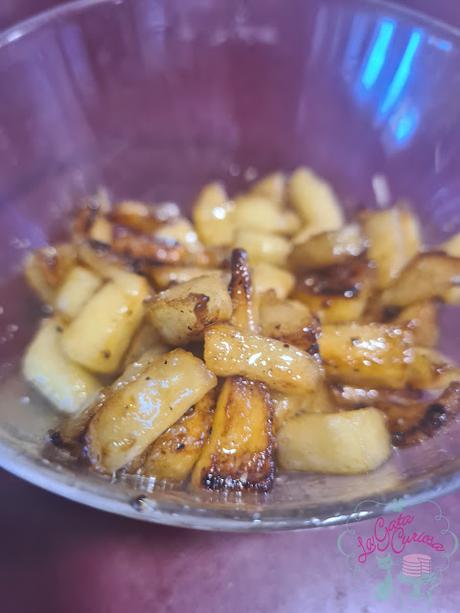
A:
[1, 0, 460, 531]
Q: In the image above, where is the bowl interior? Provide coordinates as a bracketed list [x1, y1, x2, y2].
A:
[1, 0, 460, 530]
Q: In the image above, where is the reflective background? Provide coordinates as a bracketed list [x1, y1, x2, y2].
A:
[1, 0, 460, 528]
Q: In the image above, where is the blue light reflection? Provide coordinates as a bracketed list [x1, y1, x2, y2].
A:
[311, 7, 455, 151]
[392, 106, 420, 145]
[349, 15, 440, 150]
[360, 20, 395, 90]
[342, 14, 369, 76]
[427, 36, 453, 53]
[377, 30, 423, 121]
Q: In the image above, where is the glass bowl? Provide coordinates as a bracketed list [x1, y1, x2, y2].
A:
[1, 0, 460, 531]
